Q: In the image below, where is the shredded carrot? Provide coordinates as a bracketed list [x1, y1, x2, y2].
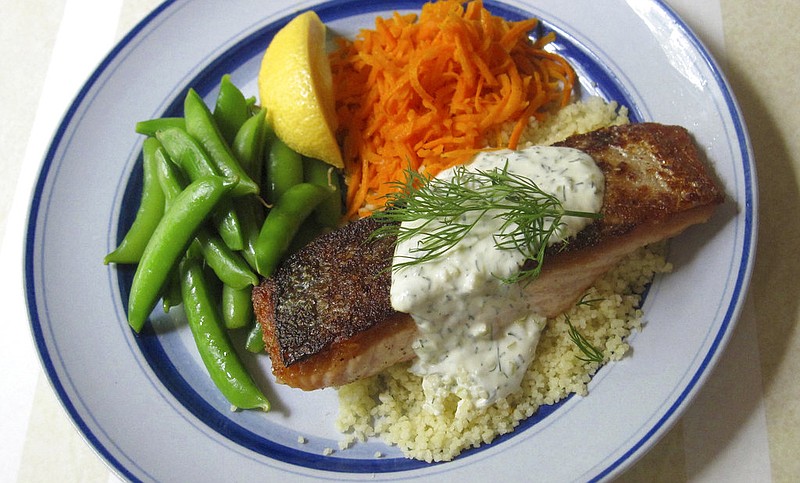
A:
[330, 0, 576, 218]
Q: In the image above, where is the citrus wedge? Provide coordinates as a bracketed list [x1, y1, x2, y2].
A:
[258, 11, 343, 168]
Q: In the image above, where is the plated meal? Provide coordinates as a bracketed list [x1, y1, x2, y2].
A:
[105, 0, 723, 464]
[27, 0, 754, 480]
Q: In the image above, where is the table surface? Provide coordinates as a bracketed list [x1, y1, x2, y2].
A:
[1, 0, 797, 481]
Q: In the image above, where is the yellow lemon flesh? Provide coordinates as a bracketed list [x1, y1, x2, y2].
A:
[258, 11, 343, 168]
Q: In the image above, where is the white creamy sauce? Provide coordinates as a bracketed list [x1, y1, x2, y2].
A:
[390, 146, 604, 413]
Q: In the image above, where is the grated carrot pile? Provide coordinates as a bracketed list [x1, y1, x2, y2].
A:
[330, 0, 576, 218]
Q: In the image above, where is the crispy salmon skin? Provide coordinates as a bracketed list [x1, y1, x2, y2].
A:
[251, 217, 414, 390]
[253, 123, 724, 390]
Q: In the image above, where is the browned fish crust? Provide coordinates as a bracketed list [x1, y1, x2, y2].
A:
[251, 218, 416, 390]
[554, 122, 724, 251]
[254, 217, 397, 366]
[253, 122, 725, 390]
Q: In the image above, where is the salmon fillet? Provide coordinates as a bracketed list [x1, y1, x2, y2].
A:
[252, 123, 724, 390]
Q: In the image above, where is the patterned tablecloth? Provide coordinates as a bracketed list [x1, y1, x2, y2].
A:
[1, 0, 796, 481]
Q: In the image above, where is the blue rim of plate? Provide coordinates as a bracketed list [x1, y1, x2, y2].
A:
[25, 0, 756, 480]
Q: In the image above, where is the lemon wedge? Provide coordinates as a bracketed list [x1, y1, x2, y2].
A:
[258, 11, 343, 168]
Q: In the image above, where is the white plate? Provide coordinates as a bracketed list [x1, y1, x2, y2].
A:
[25, 0, 756, 481]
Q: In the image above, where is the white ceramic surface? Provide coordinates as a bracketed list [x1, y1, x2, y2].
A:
[25, 0, 756, 481]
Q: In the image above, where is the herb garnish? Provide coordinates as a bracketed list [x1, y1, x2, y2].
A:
[371, 164, 601, 284]
[564, 314, 605, 364]
[576, 292, 604, 307]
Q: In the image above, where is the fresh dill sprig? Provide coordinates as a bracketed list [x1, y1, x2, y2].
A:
[371, 164, 601, 284]
[564, 314, 605, 364]
[576, 293, 605, 307]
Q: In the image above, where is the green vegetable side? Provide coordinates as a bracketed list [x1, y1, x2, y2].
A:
[105, 74, 345, 412]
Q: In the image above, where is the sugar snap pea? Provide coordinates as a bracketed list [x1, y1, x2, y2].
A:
[232, 107, 270, 183]
[303, 157, 343, 228]
[236, 196, 266, 273]
[184, 88, 259, 197]
[265, 136, 304, 204]
[221, 284, 253, 329]
[156, 126, 219, 179]
[153, 140, 187, 202]
[179, 255, 270, 411]
[161, 272, 182, 313]
[245, 321, 266, 353]
[135, 117, 185, 137]
[150, 140, 186, 315]
[231, 110, 271, 270]
[195, 229, 258, 290]
[212, 200, 245, 251]
[254, 183, 332, 277]
[105, 137, 166, 265]
[213, 74, 249, 145]
[127, 175, 237, 333]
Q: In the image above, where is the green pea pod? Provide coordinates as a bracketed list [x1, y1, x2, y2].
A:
[153, 141, 186, 203]
[245, 321, 266, 353]
[195, 229, 258, 289]
[232, 107, 270, 182]
[202, 256, 224, 302]
[231, 109, 271, 268]
[254, 183, 331, 277]
[303, 156, 344, 228]
[213, 199, 245, 251]
[127, 175, 238, 333]
[156, 126, 220, 179]
[184, 88, 259, 197]
[265, 136, 304, 204]
[236, 196, 266, 273]
[155, 147, 187, 315]
[213, 74, 249, 145]
[221, 284, 253, 329]
[161, 270, 182, 313]
[105, 137, 167, 265]
[156, 127, 245, 250]
[179, 256, 270, 411]
[135, 117, 185, 137]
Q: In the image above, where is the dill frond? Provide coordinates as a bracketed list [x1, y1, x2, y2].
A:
[564, 314, 605, 364]
[371, 164, 601, 284]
